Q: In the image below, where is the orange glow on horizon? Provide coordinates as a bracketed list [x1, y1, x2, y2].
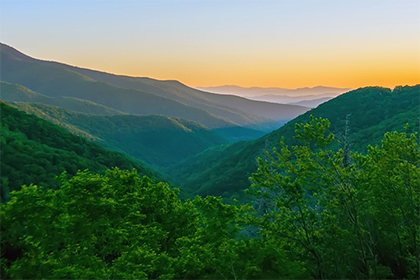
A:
[29, 41, 420, 90]
[60, 58, 419, 90]
[2, 0, 419, 90]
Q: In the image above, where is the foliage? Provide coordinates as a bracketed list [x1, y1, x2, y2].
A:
[249, 116, 420, 279]
[169, 141, 254, 198]
[2, 115, 419, 279]
[169, 85, 420, 198]
[1, 169, 187, 279]
[9, 101, 229, 168]
[0, 102, 159, 200]
[1, 169, 303, 279]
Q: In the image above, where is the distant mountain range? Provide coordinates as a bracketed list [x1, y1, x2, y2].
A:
[197, 85, 351, 106]
[0, 43, 309, 138]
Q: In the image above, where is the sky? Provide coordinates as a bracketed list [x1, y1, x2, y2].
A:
[1, 0, 419, 89]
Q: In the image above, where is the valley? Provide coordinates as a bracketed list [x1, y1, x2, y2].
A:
[1, 43, 419, 279]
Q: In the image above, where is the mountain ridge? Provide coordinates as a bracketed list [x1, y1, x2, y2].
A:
[0, 43, 309, 134]
[169, 84, 420, 198]
[0, 81, 126, 116]
[197, 85, 351, 107]
[197, 85, 351, 96]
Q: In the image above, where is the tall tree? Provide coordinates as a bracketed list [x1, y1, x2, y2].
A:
[249, 116, 420, 279]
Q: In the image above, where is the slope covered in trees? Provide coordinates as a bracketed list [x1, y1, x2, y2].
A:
[9, 101, 229, 168]
[247, 117, 419, 279]
[0, 81, 125, 116]
[0, 102, 160, 200]
[2, 119, 418, 279]
[169, 85, 420, 197]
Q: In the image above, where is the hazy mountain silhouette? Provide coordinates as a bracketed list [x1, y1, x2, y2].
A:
[0, 43, 309, 134]
[288, 97, 333, 108]
[197, 85, 350, 105]
[0, 81, 125, 116]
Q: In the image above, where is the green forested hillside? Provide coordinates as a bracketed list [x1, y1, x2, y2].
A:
[2, 120, 418, 279]
[0, 81, 267, 142]
[0, 102, 160, 200]
[0, 81, 125, 116]
[8, 102, 229, 168]
[169, 85, 420, 197]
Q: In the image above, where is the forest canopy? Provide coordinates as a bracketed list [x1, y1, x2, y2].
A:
[0, 102, 159, 201]
[1, 117, 419, 279]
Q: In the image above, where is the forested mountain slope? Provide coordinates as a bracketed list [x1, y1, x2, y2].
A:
[9, 101, 229, 168]
[2, 117, 418, 280]
[169, 85, 420, 197]
[0, 102, 160, 200]
[0, 43, 308, 133]
[0, 81, 125, 115]
[1, 81, 263, 142]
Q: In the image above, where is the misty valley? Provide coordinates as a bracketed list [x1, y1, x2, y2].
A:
[1, 44, 419, 279]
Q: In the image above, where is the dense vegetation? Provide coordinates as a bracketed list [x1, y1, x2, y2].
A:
[0, 81, 125, 116]
[2, 117, 418, 279]
[169, 85, 420, 198]
[8, 101, 229, 168]
[0, 102, 159, 200]
[248, 117, 419, 279]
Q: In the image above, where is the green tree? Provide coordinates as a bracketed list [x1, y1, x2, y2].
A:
[175, 196, 306, 279]
[1, 168, 193, 279]
[249, 116, 420, 279]
[1, 168, 306, 279]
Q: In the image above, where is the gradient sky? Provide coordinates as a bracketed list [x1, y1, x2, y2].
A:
[1, 0, 419, 88]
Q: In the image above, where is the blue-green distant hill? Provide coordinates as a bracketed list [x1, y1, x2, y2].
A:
[0, 81, 125, 115]
[0, 43, 309, 138]
[9, 100, 229, 168]
[169, 85, 420, 198]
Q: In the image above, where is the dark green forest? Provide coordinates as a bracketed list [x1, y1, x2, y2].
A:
[1, 116, 419, 279]
[169, 85, 420, 198]
[0, 102, 160, 201]
[8, 101, 229, 168]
